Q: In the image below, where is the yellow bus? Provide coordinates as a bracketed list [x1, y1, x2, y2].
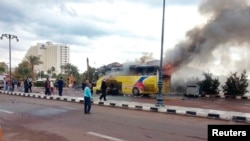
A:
[93, 65, 171, 96]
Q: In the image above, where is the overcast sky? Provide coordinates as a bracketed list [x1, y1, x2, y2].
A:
[0, 0, 206, 73]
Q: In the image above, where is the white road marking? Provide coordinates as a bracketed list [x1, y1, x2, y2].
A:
[0, 109, 13, 114]
[87, 132, 126, 141]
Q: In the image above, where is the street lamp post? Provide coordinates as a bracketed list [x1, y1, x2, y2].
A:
[0, 34, 19, 84]
[155, 0, 166, 107]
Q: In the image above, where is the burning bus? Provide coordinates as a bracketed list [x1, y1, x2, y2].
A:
[93, 64, 171, 96]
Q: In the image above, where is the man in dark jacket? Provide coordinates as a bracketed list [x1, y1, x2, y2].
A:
[24, 77, 30, 93]
[57, 77, 64, 96]
[99, 78, 107, 101]
[44, 77, 51, 95]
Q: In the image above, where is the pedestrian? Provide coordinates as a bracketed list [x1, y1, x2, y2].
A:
[44, 77, 51, 95]
[99, 78, 107, 101]
[28, 80, 32, 93]
[83, 81, 92, 114]
[50, 81, 54, 94]
[20, 80, 24, 92]
[17, 80, 20, 91]
[11, 78, 15, 91]
[3, 78, 7, 91]
[57, 77, 64, 96]
[24, 77, 30, 93]
[84, 80, 89, 90]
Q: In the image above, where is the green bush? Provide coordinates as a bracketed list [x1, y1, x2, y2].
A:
[34, 81, 44, 87]
[199, 72, 220, 95]
[222, 70, 249, 96]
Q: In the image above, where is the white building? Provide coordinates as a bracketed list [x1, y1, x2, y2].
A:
[23, 41, 70, 74]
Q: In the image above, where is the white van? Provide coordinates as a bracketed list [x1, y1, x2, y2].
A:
[186, 84, 200, 97]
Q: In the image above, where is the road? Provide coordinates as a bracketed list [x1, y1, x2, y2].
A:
[32, 87, 250, 113]
[0, 94, 248, 141]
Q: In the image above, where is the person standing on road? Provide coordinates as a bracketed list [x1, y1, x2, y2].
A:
[3, 78, 7, 91]
[20, 80, 24, 92]
[24, 77, 30, 93]
[83, 82, 92, 114]
[84, 79, 93, 94]
[99, 78, 107, 101]
[50, 81, 54, 94]
[44, 77, 51, 95]
[11, 78, 15, 91]
[57, 77, 64, 96]
[17, 80, 20, 91]
[28, 80, 32, 93]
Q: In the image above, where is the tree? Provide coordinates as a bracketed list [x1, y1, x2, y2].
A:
[222, 70, 249, 96]
[47, 70, 51, 75]
[51, 66, 55, 72]
[13, 61, 31, 80]
[61, 63, 80, 84]
[26, 55, 43, 84]
[199, 72, 220, 95]
[0, 66, 5, 74]
[82, 67, 97, 83]
[51, 66, 55, 77]
[0, 62, 8, 74]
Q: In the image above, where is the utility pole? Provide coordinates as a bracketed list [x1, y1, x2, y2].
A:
[0, 34, 19, 90]
[155, 0, 165, 107]
[87, 57, 90, 80]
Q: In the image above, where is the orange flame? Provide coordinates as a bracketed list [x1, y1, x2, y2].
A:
[163, 64, 174, 76]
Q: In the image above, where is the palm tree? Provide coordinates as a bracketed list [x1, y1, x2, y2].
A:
[47, 70, 51, 75]
[26, 55, 43, 84]
[61, 63, 72, 75]
[51, 66, 55, 77]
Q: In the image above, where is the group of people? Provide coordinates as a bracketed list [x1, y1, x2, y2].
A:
[3, 75, 108, 115]
[3, 77, 32, 92]
[44, 77, 64, 96]
[2, 74, 110, 115]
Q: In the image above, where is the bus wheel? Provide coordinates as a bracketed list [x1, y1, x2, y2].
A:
[132, 88, 140, 96]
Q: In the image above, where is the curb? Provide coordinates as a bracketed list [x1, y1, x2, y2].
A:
[201, 94, 250, 100]
[0, 90, 250, 123]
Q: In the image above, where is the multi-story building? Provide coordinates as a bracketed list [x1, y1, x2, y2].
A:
[23, 41, 70, 75]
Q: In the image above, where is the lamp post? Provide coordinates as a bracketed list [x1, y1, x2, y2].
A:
[0, 34, 19, 84]
[155, 0, 165, 107]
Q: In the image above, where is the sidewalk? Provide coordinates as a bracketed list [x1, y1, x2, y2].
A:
[0, 90, 250, 123]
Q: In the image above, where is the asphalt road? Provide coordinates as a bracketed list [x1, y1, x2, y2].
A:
[0, 94, 248, 141]
[30, 87, 250, 113]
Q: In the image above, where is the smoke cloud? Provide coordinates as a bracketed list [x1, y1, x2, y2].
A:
[163, 0, 250, 75]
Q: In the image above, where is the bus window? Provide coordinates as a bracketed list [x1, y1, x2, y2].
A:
[132, 65, 159, 75]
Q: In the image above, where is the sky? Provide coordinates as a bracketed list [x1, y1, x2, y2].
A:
[0, 0, 205, 73]
[2, 0, 250, 94]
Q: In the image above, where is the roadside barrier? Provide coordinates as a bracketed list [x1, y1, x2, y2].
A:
[0, 90, 250, 123]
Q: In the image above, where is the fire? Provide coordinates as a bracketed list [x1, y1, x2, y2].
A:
[163, 64, 174, 76]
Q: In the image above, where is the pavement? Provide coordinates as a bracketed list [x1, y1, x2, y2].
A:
[0, 90, 250, 123]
